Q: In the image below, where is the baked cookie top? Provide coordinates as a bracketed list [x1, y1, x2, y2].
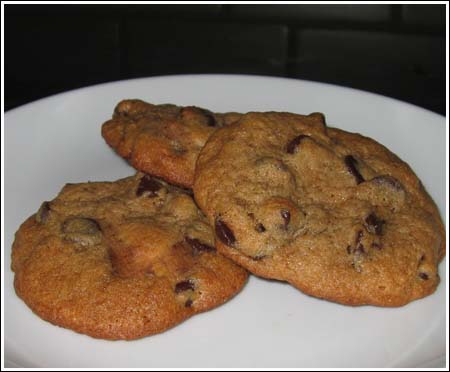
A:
[11, 173, 248, 340]
[193, 111, 445, 307]
[102, 99, 241, 188]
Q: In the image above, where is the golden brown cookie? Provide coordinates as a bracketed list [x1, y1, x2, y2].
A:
[193, 111, 445, 307]
[101, 99, 241, 188]
[11, 173, 248, 340]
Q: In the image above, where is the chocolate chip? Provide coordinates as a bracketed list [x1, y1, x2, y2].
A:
[418, 272, 429, 280]
[136, 175, 162, 197]
[185, 299, 193, 308]
[215, 218, 236, 247]
[280, 209, 291, 228]
[175, 280, 195, 293]
[185, 236, 215, 255]
[345, 155, 364, 184]
[346, 245, 352, 254]
[62, 217, 102, 246]
[256, 223, 266, 233]
[371, 175, 404, 191]
[36, 201, 51, 224]
[286, 135, 309, 154]
[364, 213, 384, 235]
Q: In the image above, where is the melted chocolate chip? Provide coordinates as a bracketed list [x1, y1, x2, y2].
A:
[344, 155, 364, 184]
[36, 201, 51, 224]
[364, 213, 385, 235]
[136, 175, 162, 197]
[215, 218, 236, 247]
[418, 272, 429, 280]
[286, 135, 309, 154]
[256, 223, 266, 233]
[371, 175, 404, 191]
[185, 299, 193, 308]
[175, 280, 195, 293]
[185, 236, 215, 255]
[62, 217, 102, 246]
[280, 209, 291, 228]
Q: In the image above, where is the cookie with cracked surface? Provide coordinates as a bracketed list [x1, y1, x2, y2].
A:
[193, 111, 445, 307]
[101, 99, 242, 188]
[11, 173, 248, 340]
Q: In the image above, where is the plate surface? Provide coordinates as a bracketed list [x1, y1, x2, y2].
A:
[3, 75, 447, 368]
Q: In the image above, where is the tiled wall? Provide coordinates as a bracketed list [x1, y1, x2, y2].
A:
[5, 4, 446, 114]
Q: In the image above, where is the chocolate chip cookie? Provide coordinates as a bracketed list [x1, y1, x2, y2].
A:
[193, 111, 445, 307]
[11, 173, 248, 340]
[101, 99, 241, 188]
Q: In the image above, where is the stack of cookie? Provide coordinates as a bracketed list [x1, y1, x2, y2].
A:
[11, 99, 445, 340]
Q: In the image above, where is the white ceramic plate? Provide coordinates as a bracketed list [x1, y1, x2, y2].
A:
[3, 75, 447, 368]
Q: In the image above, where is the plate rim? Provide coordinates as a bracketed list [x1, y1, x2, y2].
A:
[4, 73, 446, 121]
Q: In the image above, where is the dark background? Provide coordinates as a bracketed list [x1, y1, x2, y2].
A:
[5, 4, 446, 115]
